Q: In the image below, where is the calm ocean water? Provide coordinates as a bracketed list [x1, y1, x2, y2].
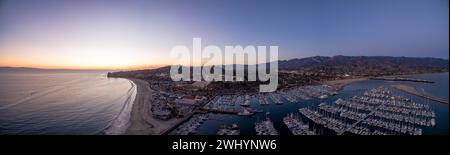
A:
[0, 70, 136, 135]
[195, 72, 449, 135]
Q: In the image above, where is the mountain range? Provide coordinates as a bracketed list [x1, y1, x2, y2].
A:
[277, 56, 448, 76]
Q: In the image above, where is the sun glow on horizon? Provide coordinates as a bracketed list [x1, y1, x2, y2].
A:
[0, 0, 178, 70]
[1, 0, 448, 70]
[0, 42, 173, 70]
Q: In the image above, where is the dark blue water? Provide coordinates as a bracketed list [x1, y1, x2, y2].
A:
[195, 72, 449, 135]
[0, 71, 136, 135]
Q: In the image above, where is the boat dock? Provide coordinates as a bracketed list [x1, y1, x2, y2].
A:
[255, 118, 279, 135]
[298, 87, 435, 135]
[283, 113, 316, 135]
[200, 107, 238, 114]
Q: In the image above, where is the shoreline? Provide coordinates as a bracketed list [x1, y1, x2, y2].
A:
[102, 80, 136, 135]
[123, 78, 154, 134]
[323, 77, 369, 90]
[124, 78, 187, 135]
[323, 72, 449, 90]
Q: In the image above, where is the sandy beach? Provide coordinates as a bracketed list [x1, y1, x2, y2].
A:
[125, 78, 184, 135]
[324, 72, 447, 90]
[324, 77, 369, 90]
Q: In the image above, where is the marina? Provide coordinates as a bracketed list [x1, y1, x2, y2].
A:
[202, 95, 240, 114]
[241, 95, 251, 106]
[283, 113, 316, 135]
[256, 94, 270, 105]
[1, 0, 448, 139]
[169, 114, 209, 135]
[172, 73, 448, 135]
[269, 93, 284, 105]
[216, 124, 240, 135]
[298, 87, 436, 135]
[255, 118, 279, 135]
[202, 84, 340, 112]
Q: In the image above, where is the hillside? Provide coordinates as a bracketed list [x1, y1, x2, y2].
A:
[278, 55, 449, 76]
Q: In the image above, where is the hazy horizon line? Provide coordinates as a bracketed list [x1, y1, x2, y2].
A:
[1, 55, 448, 71]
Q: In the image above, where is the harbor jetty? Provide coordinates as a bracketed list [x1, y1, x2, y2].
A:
[370, 77, 434, 83]
[391, 84, 449, 104]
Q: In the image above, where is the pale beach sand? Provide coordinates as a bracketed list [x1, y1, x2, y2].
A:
[125, 78, 184, 135]
[324, 77, 369, 90]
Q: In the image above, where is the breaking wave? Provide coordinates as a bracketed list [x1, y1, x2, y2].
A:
[102, 80, 136, 135]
